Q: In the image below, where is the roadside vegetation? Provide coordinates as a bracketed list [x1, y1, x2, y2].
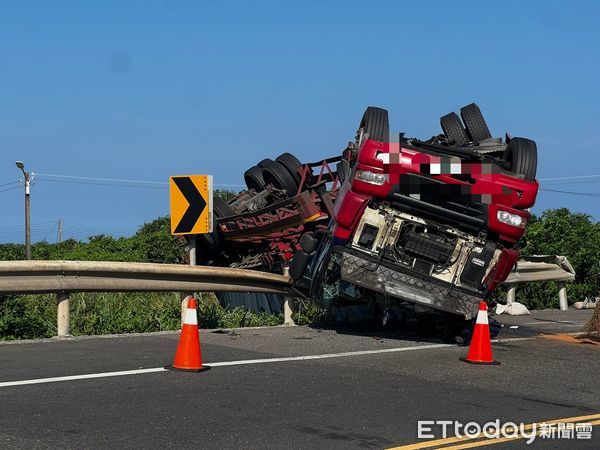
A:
[0, 207, 598, 339]
[0, 292, 282, 340]
[509, 208, 600, 309]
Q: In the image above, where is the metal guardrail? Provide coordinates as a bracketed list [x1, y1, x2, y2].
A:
[0, 256, 578, 337]
[501, 255, 576, 311]
[0, 260, 294, 337]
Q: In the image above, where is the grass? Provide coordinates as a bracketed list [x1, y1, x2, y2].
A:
[0, 292, 283, 340]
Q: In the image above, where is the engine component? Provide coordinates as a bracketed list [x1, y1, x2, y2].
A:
[460, 241, 496, 287]
[403, 231, 455, 265]
[357, 224, 379, 250]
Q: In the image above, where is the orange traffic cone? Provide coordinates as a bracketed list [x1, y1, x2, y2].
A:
[460, 302, 499, 365]
[166, 296, 210, 372]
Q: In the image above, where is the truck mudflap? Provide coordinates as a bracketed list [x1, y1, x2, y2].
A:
[339, 249, 482, 319]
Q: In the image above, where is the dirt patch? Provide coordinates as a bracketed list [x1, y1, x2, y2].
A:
[539, 333, 600, 346]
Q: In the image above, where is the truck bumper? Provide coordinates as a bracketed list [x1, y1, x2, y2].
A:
[339, 249, 483, 319]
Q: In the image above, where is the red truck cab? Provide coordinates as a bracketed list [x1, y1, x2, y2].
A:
[307, 105, 539, 321]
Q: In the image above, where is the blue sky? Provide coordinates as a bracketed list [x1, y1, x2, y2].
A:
[1, 0, 599, 243]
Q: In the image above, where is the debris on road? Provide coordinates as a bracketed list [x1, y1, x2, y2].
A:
[496, 302, 530, 316]
[575, 297, 598, 310]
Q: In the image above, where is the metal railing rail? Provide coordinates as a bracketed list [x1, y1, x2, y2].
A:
[500, 255, 576, 311]
[0, 260, 294, 337]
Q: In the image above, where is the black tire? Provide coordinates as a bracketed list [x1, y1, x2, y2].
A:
[460, 103, 492, 142]
[289, 250, 311, 280]
[213, 195, 235, 218]
[244, 165, 266, 192]
[195, 197, 232, 265]
[503, 137, 538, 181]
[195, 195, 235, 264]
[359, 106, 389, 143]
[195, 230, 222, 264]
[440, 112, 470, 146]
[275, 152, 302, 184]
[257, 158, 272, 169]
[262, 160, 299, 197]
[299, 233, 318, 253]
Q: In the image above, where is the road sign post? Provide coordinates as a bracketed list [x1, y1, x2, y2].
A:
[170, 175, 213, 325]
[181, 236, 197, 325]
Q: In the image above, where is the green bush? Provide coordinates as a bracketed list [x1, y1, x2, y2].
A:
[0, 292, 282, 340]
[0, 295, 53, 339]
[293, 297, 326, 326]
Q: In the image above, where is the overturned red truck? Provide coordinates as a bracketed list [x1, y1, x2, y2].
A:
[196, 104, 539, 333]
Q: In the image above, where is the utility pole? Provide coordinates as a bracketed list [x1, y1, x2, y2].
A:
[15, 161, 31, 260]
[58, 219, 63, 243]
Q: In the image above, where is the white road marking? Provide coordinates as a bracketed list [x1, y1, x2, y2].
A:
[0, 367, 167, 388]
[0, 335, 558, 389]
[0, 343, 453, 388]
[207, 343, 452, 367]
[517, 321, 580, 327]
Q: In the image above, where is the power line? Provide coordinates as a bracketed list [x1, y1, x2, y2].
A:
[0, 221, 56, 230]
[36, 172, 245, 188]
[0, 186, 20, 194]
[36, 173, 168, 185]
[38, 178, 167, 190]
[540, 188, 600, 197]
[542, 179, 600, 187]
[64, 221, 129, 236]
[0, 226, 57, 236]
[539, 174, 600, 182]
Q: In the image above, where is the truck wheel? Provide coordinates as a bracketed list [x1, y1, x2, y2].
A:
[213, 195, 235, 218]
[257, 158, 272, 168]
[262, 160, 299, 197]
[289, 251, 311, 280]
[359, 106, 389, 143]
[244, 166, 266, 192]
[194, 231, 222, 264]
[440, 112, 469, 146]
[503, 137, 538, 181]
[195, 197, 232, 264]
[276, 152, 302, 184]
[460, 103, 492, 142]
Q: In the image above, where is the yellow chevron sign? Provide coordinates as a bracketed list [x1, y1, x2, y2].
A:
[169, 175, 213, 235]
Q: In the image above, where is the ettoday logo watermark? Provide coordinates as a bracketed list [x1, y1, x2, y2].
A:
[418, 420, 593, 444]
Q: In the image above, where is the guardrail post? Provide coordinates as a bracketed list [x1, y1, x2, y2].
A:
[506, 285, 516, 304]
[557, 281, 568, 311]
[282, 267, 295, 326]
[56, 292, 71, 337]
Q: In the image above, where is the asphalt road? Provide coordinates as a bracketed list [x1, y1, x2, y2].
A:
[1, 309, 598, 449]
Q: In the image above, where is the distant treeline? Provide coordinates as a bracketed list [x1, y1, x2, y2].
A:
[0, 216, 186, 264]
